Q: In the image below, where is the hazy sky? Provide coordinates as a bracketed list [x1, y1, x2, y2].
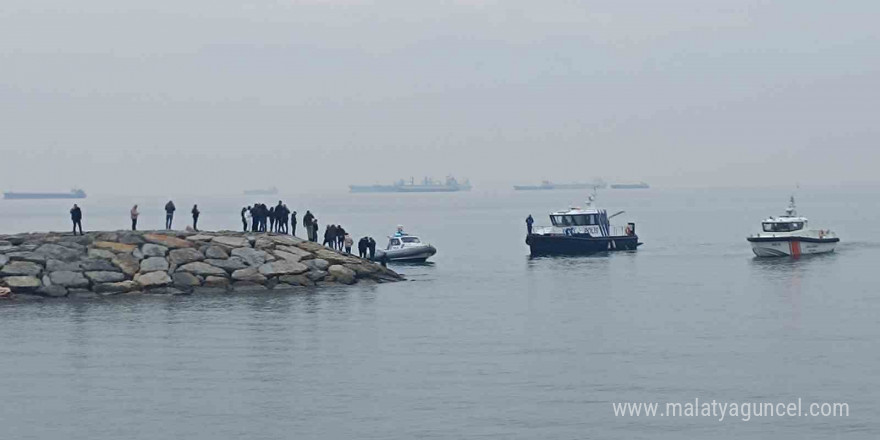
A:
[2, 0, 878, 194]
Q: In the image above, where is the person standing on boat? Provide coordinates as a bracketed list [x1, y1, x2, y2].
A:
[70, 204, 83, 235]
[526, 215, 534, 235]
[131, 205, 140, 231]
[191, 204, 200, 231]
[164, 200, 176, 230]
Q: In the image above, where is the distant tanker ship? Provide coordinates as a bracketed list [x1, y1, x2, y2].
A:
[3, 189, 87, 200]
[514, 179, 607, 191]
[350, 176, 471, 193]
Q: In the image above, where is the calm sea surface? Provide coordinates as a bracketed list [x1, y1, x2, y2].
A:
[1, 187, 878, 439]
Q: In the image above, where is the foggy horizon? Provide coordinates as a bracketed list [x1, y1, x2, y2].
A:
[3, 1, 879, 195]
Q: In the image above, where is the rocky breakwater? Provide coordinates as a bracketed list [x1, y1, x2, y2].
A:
[0, 231, 402, 298]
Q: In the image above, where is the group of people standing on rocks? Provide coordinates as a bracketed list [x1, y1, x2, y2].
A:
[241, 202, 295, 234]
[322, 224, 353, 253]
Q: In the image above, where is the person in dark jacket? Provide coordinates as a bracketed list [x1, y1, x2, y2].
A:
[311, 217, 319, 242]
[268, 206, 276, 232]
[70, 204, 83, 235]
[241, 207, 249, 232]
[192, 205, 200, 231]
[291, 211, 297, 236]
[526, 214, 534, 235]
[302, 211, 314, 240]
[323, 225, 334, 247]
[335, 226, 346, 251]
[358, 237, 368, 258]
[165, 200, 176, 230]
[367, 237, 377, 260]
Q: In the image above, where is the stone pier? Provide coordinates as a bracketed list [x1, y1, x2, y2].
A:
[0, 230, 402, 299]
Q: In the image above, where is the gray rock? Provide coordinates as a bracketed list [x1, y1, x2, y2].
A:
[275, 245, 313, 258]
[186, 234, 215, 242]
[3, 276, 42, 292]
[203, 276, 230, 288]
[231, 247, 269, 267]
[231, 267, 267, 283]
[168, 248, 204, 266]
[254, 237, 275, 250]
[141, 243, 169, 257]
[306, 270, 328, 281]
[49, 271, 89, 288]
[142, 233, 194, 249]
[94, 281, 138, 295]
[118, 233, 145, 245]
[172, 272, 201, 288]
[204, 246, 229, 259]
[0, 254, 8, 267]
[328, 265, 356, 285]
[132, 248, 145, 260]
[278, 274, 315, 286]
[6, 252, 47, 264]
[304, 258, 330, 271]
[1, 261, 43, 277]
[37, 284, 68, 297]
[268, 235, 305, 246]
[258, 261, 309, 277]
[177, 262, 227, 277]
[205, 257, 248, 272]
[35, 243, 82, 262]
[139, 257, 169, 273]
[344, 263, 380, 277]
[134, 271, 172, 288]
[84, 271, 126, 284]
[79, 258, 119, 272]
[112, 253, 140, 276]
[315, 249, 361, 265]
[212, 236, 250, 248]
[272, 250, 302, 263]
[88, 248, 116, 260]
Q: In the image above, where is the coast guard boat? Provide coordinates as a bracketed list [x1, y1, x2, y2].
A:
[374, 226, 437, 263]
[525, 194, 641, 256]
[747, 196, 839, 258]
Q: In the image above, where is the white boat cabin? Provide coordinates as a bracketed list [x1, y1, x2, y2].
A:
[386, 235, 423, 250]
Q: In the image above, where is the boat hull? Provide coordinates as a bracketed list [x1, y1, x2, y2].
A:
[374, 245, 437, 262]
[747, 236, 839, 257]
[526, 234, 640, 256]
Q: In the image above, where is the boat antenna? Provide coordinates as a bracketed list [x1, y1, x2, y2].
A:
[585, 187, 599, 207]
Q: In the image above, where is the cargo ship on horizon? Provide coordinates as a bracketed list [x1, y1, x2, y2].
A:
[514, 179, 607, 191]
[3, 189, 87, 200]
[610, 182, 650, 189]
[350, 176, 471, 193]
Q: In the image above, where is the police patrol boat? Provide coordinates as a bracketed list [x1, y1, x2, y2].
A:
[747, 196, 839, 257]
[374, 226, 437, 263]
[525, 194, 640, 256]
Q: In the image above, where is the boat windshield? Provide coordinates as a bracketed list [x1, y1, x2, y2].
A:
[763, 222, 804, 232]
[401, 237, 421, 244]
[551, 214, 599, 226]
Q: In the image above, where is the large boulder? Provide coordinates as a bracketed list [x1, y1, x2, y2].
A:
[139, 257, 169, 273]
[314, 250, 360, 265]
[294, 241, 325, 253]
[186, 234, 215, 243]
[231, 267, 267, 283]
[1, 261, 43, 277]
[268, 235, 305, 246]
[46, 259, 81, 272]
[35, 243, 82, 261]
[172, 272, 201, 288]
[306, 270, 328, 281]
[177, 262, 227, 277]
[141, 243, 169, 257]
[231, 248, 270, 267]
[92, 241, 137, 253]
[204, 246, 229, 259]
[0, 254, 8, 267]
[2, 276, 42, 292]
[254, 237, 276, 250]
[205, 257, 248, 272]
[84, 271, 126, 284]
[134, 271, 172, 288]
[168, 248, 204, 266]
[143, 234, 194, 249]
[272, 250, 303, 263]
[118, 233, 145, 245]
[212, 236, 250, 248]
[37, 284, 69, 297]
[87, 248, 116, 260]
[49, 271, 89, 288]
[275, 245, 314, 259]
[304, 258, 330, 271]
[111, 254, 140, 276]
[343, 263, 380, 277]
[203, 276, 230, 288]
[258, 261, 309, 277]
[278, 274, 315, 287]
[328, 265, 356, 285]
[6, 252, 47, 264]
[79, 258, 119, 272]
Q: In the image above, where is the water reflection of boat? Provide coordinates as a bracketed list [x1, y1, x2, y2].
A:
[747, 196, 839, 258]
